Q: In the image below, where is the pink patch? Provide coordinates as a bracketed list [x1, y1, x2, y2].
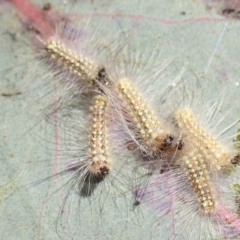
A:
[10, 0, 54, 36]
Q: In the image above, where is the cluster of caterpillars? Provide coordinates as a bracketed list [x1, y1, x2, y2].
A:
[44, 39, 111, 180]
[43, 37, 240, 216]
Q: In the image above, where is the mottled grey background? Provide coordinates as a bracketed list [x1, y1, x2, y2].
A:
[0, 0, 240, 239]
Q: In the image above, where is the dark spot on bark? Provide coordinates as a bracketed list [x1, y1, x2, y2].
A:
[43, 3, 52, 11]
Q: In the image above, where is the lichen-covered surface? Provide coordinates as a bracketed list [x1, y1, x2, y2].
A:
[0, 0, 240, 239]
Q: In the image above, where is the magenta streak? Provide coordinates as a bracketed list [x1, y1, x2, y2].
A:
[74, 12, 231, 25]
[167, 175, 176, 239]
[35, 84, 60, 240]
[149, 174, 176, 239]
[9, 0, 231, 42]
[10, 0, 54, 36]
[52, 84, 59, 177]
[36, 83, 72, 239]
[216, 204, 240, 233]
[52, 84, 71, 234]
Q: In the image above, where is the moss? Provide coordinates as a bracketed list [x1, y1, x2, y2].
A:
[233, 183, 240, 217]
[234, 121, 240, 148]
[233, 183, 240, 196]
[226, 163, 237, 173]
